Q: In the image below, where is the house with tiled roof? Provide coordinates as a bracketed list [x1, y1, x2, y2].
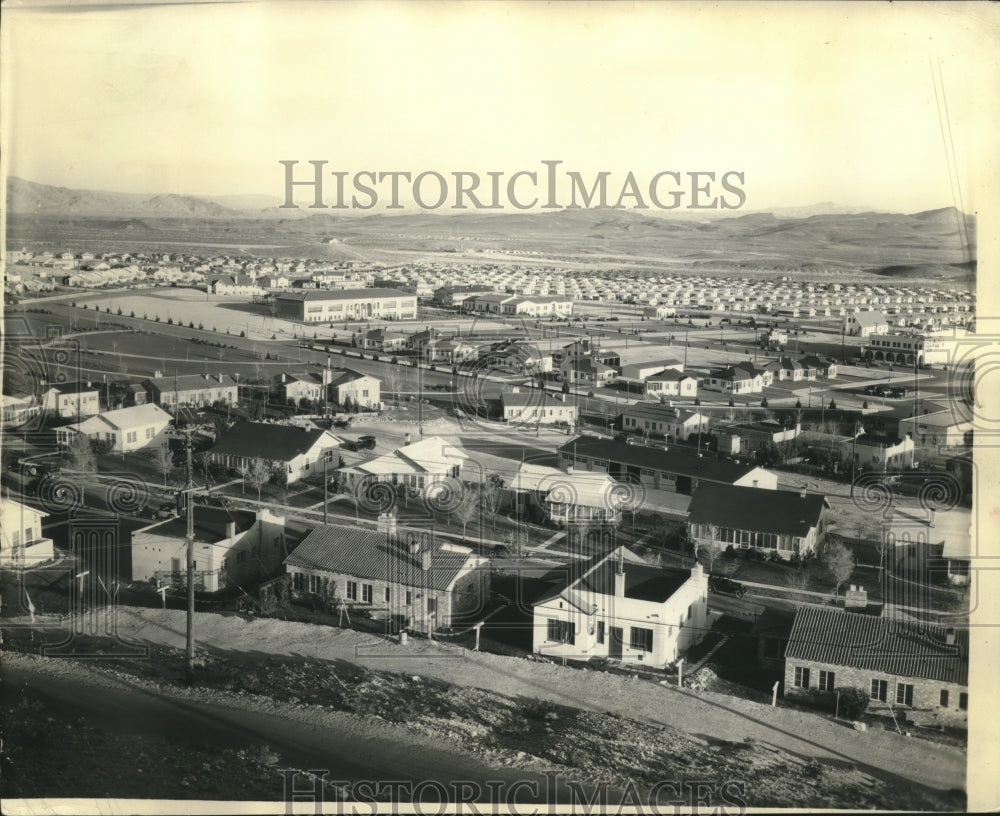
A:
[143, 373, 239, 409]
[716, 419, 801, 457]
[283, 518, 488, 633]
[338, 436, 467, 493]
[844, 309, 889, 337]
[532, 545, 709, 667]
[209, 421, 341, 483]
[703, 363, 766, 394]
[783, 606, 968, 728]
[688, 483, 829, 559]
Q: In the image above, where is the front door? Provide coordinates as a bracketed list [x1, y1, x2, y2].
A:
[609, 626, 624, 660]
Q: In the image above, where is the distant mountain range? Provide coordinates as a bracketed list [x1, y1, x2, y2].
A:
[4, 177, 976, 277]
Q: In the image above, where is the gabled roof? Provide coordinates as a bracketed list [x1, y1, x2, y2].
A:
[646, 369, 697, 383]
[210, 421, 339, 461]
[144, 374, 238, 392]
[92, 403, 172, 431]
[785, 606, 967, 685]
[851, 310, 888, 327]
[687, 483, 828, 537]
[501, 389, 574, 409]
[351, 436, 467, 476]
[45, 381, 98, 395]
[559, 436, 759, 484]
[285, 524, 479, 592]
[534, 545, 696, 609]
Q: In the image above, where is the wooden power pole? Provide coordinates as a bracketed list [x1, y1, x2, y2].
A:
[183, 428, 196, 685]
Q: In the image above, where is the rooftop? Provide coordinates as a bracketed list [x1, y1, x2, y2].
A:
[140, 505, 257, 545]
[285, 524, 478, 592]
[275, 288, 412, 302]
[784, 606, 967, 685]
[687, 483, 828, 537]
[560, 436, 759, 484]
[211, 421, 338, 461]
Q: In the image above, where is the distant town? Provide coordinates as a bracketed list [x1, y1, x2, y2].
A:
[2, 234, 974, 810]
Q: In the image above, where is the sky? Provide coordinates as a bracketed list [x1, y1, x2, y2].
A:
[2, 1, 999, 213]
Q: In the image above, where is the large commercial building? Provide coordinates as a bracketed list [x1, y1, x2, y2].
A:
[274, 289, 417, 322]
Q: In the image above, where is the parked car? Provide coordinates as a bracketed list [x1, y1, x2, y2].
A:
[490, 544, 511, 558]
[708, 574, 746, 598]
[154, 502, 177, 520]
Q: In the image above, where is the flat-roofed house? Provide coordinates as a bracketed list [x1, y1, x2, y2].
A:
[1, 498, 55, 568]
[687, 483, 829, 559]
[784, 606, 968, 728]
[131, 505, 286, 593]
[283, 520, 489, 633]
[533, 546, 709, 667]
[716, 420, 801, 456]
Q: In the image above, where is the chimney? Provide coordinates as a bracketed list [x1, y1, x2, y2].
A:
[216, 373, 223, 383]
[421, 546, 433, 572]
[377, 511, 397, 537]
[752, 480, 758, 489]
[945, 627, 956, 646]
[404, 432, 412, 445]
[408, 537, 420, 555]
[613, 550, 625, 599]
[226, 521, 236, 539]
[800, 489, 807, 499]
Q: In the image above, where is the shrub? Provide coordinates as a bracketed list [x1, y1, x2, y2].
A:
[130, 311, 135, 318]
[116, 307, 122, 315]
[834, 686, 870, 720]
[240, 330, 246, 338]
[189, 321, 195, 328]
[372, 353, 380, 362]
[167, 317, 173, 325]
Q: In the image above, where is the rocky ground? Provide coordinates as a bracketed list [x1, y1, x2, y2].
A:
[1, 629, 966, 809]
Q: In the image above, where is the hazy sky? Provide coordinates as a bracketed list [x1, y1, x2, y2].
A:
[2, 1, 999, 212]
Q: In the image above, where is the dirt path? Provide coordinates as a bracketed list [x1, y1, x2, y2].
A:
[105, 607, 965, 792]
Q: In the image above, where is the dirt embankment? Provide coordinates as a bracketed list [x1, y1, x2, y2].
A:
[1, 632, 965, 810]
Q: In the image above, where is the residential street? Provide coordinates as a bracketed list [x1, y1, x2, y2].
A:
[91, 607, 966, 793]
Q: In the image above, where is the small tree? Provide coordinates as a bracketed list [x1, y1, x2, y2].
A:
[454, 484, 479, 540]
[155, 443, 174, 487]
[245, 457, 272, 502]
[822, 539, 855, 597]
[64, 434, 97, 473]
[697, 533, 726, 573]
[481, 472, 504, 531]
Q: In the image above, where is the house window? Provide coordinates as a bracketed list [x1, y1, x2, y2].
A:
[12, 531, 21, 547]
[596, 621, 605, 644]
[292, 572, 304, 591]
[427, 598, 437, 615]
[686, 604, 693, 621]
[362, 584, 373, 604]
[959, 692, 968, 711]
[870, 679, 888, 702]
[406, 591, 412, 605]
[309, 574, 320, 594]
[546, 619, 575, 645]
[146, 427, 154, 439]
[896, 683, 914, 707]
[346, 581, 358, 601]
[630, 627, 654, 653]
[794, 667, 811, 689]
[939, 689, 949, 708]
[818, 670, 836, 692]
[237, 551, 246, 563]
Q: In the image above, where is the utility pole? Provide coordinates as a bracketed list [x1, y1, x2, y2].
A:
[323, 456, 329, 524]
[183, 427, 196, 686]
